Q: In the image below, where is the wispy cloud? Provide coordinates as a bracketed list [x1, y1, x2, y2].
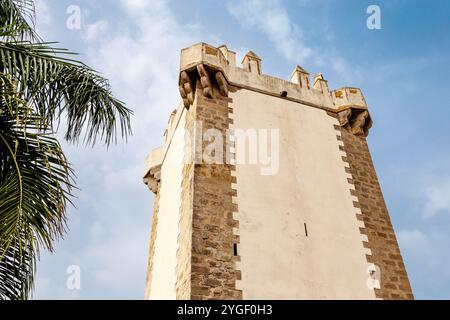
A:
[226, 0, 360, 83]
[398, 229, 430, 252]
[83, 19, 109, 42]
[34, 0, 52, 37]
[423, 179, 450, 219]
[398, 227, 450, 298]
[227, 0, 312, 64]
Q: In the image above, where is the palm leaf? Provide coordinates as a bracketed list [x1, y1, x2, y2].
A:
[0, 40, 132, 146]
[0, 0, 38, 41]
[0, 73, 74, 299]
[0, 232, 35, 300]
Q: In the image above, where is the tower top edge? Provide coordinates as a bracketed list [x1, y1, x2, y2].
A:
[179, 42, 368, 111]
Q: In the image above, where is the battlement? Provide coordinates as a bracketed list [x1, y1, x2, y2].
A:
[179, 42, 368, 112]
[332, 87, 367, 111]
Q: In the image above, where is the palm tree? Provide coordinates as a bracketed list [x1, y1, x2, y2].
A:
[0, 0, 132, 299]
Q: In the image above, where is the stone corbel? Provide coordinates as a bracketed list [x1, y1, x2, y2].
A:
[179, 71, 194, 108]
[143, 165, 162, 194]
[178, 63, 229, 108]
[337, 107, 372, 137]
[197, 64, 213, 98]
[215, 71, 228, 97]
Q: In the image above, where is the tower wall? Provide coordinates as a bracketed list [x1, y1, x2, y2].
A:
[143, 43, 413, 300]
[230, 89, 375, 299]
[145, 110, 186, 299]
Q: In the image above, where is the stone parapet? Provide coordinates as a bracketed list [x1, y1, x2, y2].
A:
[178, 43, 370, 113]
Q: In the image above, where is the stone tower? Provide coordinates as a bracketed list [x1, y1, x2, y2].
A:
[142, 43, 413, 300]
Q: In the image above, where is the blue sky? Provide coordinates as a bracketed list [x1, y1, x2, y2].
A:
[32, 0, 450, 299]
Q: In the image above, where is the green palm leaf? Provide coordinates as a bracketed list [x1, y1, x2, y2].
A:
[0, 0, 37, 41]
[0, 73, 74, 299]
[0, 40, 133, 146]
[0, 235, 35, 300]
[0, 0, 133, 299]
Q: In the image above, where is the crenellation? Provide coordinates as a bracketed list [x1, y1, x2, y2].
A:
[290, 65, 310, 89]
[177, 43, 346, 112]
[332, 87, 368, 111]
[218, 44, 236, 68]
[177, 43, 371, 114]
[241, 51, 262, 75]
[313, 73, 329, 93]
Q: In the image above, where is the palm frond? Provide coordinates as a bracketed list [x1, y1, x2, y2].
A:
[0, 41, 133, 146]
[0, 0, 38, 41]
[0, 233, 35, 300]
[0, 73, 74, 299]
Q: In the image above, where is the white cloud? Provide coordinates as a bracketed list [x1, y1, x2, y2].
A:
[120, 0, 152, 12]
[226, 0, 360, 83]
[398, 229, 429, 251]
[85, 0, 207, 135]
[398, 227, 450, 294]
[423, 179, 450, 218]
[34, 0, 52, 37]
[84, 20, 109, 42]
[227, 0, 312, 64]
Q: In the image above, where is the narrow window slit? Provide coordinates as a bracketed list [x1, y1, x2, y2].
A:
[233, 243, 238, 256]
[304, 223, 308, 237]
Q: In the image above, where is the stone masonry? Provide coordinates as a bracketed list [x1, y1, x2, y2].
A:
[337, 125, 414, 299]
[177, 79, 242, 299]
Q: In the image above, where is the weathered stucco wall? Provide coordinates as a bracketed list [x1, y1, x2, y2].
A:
[231, 89, 376, 299]
[148, 110, 186, 299]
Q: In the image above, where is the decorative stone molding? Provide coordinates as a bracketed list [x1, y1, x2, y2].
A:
[337, 107, 372, 137]
[215, 70, 228, 97]
[197, 64, 213, 98]
[179, 71, 194, 108]
[179, 62, 229, 108]
[338, 108, 352, 127]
